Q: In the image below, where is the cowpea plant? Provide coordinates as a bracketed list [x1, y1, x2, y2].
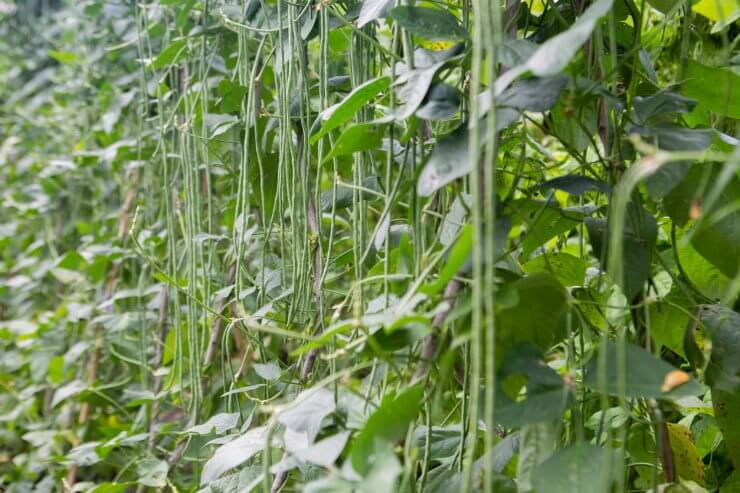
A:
[0, 0, 738, 492]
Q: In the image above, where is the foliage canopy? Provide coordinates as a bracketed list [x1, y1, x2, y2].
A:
[0, 0, 739, 491]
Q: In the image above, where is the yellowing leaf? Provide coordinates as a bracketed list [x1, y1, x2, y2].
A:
[667, 423, 706, 486]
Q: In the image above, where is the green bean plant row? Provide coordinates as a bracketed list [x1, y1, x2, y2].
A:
[0, 0, 739, 491]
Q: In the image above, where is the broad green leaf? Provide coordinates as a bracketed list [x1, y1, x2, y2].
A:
[357, 0, 395, 28]
[691, 305, 740, 394]
[692, 0, 740, 31]
[394, 58, 459, 120]
[421, 224, 472, 295]
[359, 443, 403, 490]
[66, 442, 102, 466]
[522, 252, 588, 287]
[525, 0, 614, 76]
[413, 426, 461, 465]
[322, 123, 384, 163]
[721, 468, 740, 492]
[253, 361, 281, 381]
[682, 60, 740, 118]
[516, 421, 558, 492]
[389, 7, 467, 41]
[584, 341, 703, 399]
[136, 458, 168, 488]
[201, 426, 268, 484]
[665, 164, 740, 278]
[677, 240, 732, 300]
[628, 423, 660, 488]
[685, 305, 740, 468]
[217, 79, 248, 114]
[480, 74, 569, 114]
[151, 39, 188, 69]
[276, 388, 335, 441]
[496, 274, 569, 359]
[350, 385, 423, 475]
[417, 126, 468, 196]
[648, 288, 692, 358]
[585, 204, 657, 300]
[186, 413, 240, 435]
[310, 77, 391, 144]
[534, 175, 610, 196]
[320, 176, 381, 212]
[415, 83, 461, 121]
[510, 199, 583, 259]
[494, 344, 572, 426]
[175, 0, 197, 28]
[291, 431, 350, 467]
[691, 416, 722, 458]
[48, 50, 78, 64]
[633, 92, 697, 124]
[531, 443, 617, 493]
[52, 380, 86, 407]
[496, 388, 572, 427]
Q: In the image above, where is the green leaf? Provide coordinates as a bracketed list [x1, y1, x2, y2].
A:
[531, 443, 617, 493]
[276, 388, 335, 441]
[48, 50, 79, 64]
[52, 380, 86, 407]
[692, 0, 740, 31]
[151, 39, 188, 69]
[350, 385, 423, 475]
[522, 252, 588, 287]
[421, 224, 472, 296]
[253, 361, 281, 381]
[291, 431, 350, 467]
[585, 204, 657, 300]
[322, 123, 384, 164]
[136, 458, 168, 488]
[357, 0, 395, 28]
[665, 164, 740, 278]
[415, 83, 461, 121]
[417, 126, 469, 197]
[389, 7, 467, 41]
[516, 422, 558, 492]
[310, 77, 391, 144]
[482, 74, 569, 114]
[692, 305, 740, 394]
[320, 176, 381, 212]
[201, 426, 268, 484]
[413, 426, 461, 465]
[681, 60, 740, 118]
[525, 0, 614, 76]
[186, 413, 240, 435]
[217, 79, 248, 114]
[511, 199, 583, 259]
[633, 91, 697, 124]
[648, 288, 692, 358]
[584, 341, 704, 399]
[496, 274, 569, 359]
[534, 175, 610, 196]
